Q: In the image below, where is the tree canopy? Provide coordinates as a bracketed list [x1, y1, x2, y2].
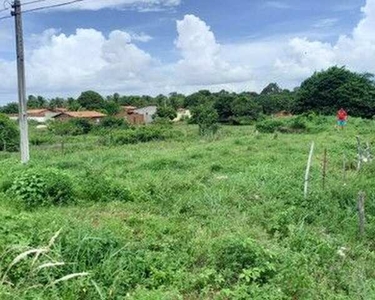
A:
[296, 66, 375, 118]
[77, 91, 105, 110]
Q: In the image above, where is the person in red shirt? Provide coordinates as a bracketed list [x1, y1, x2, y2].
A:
[337, 108, 348, 130]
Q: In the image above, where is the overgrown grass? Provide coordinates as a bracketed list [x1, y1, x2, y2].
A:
[1, 118, 375, 299]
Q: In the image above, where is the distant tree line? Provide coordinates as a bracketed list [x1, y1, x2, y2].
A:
[1, 66, 375, 120]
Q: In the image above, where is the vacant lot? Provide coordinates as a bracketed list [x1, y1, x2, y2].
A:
[1, 119, 375, 299]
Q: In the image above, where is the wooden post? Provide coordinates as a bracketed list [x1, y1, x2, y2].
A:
[322, 148, 327, 190]
[356, 136, 362, 171]
[61, 137, 65, 155]
[357, 191, 366, 237]
[343, 153, 347, 183]
[304, 142, 315, 199]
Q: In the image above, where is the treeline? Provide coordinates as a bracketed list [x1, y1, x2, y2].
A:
[1, 66, 375, 120]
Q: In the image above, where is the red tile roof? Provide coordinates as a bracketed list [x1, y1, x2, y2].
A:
[57, 111, 107, 118]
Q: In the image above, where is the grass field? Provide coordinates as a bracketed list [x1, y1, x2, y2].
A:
[1, 118, 375, 299]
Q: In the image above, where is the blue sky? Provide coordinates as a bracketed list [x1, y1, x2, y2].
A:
[0, 0, 373, 104]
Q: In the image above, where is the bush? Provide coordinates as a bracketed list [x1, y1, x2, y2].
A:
[100, 126, 175, 146]
[77, 175, 133, 203]
[256, 117, 310, 134]
[69, 118, 92, 135]
[7, 168, 74, 209]
[0, 113, 19, 152]
[100, 117, 129, 129]
[212, 237, 277, 285]
[155, 106, 177, 121]
[191, 105, 219, 136]
[256, 119, 284, 133]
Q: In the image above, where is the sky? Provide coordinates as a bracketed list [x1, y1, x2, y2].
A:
[0, 0, 373, 104]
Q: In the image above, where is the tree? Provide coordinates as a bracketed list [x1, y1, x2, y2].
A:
[169, 92, 185, 109]
[214, 93, 236, 123]
[155, 106, 177, 121]
[261, 83, 283, 95]
[103, 101, 120, 116]
[27, 95, 47, 109]
[231, 95, 262, 124]
[67, 98, 81, 111]
[191, 104, 219, 136]
[258, 92, 296, 115]
[49, 97, 66, 109]
[296, 66, 375, 117]
[77, 91, 105, 110]
[0, 113, 19, 152]
[0, 102, 19, 114]
[184, 90, 212, 108]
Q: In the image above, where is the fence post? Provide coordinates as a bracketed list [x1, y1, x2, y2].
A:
[322, 148, 327, 190]
[357, 191, 366, 237]
[304, 142, 315, 199]
[356, 136, 362, 171]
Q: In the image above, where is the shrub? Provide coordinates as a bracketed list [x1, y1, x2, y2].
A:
[155, 106, 177, 121]
[0, 113, 19, 152]
[100, 117, 128, 129]
[77, 175, 133, 203]
[191, 105, 219, 136]
[212, 237, 277, 284]
[69, 118, 92, 135]
[7, 168, 74, 209]
[256, 117, 310, 134]
[100, 126, 176, 146]
[256, 119, 284, 133]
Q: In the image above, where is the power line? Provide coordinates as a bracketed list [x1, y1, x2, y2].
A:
[22, 0, 84, 13]
[22, 0, 49, 6]
[0, 14, 11, 19]
[0, 0, 86, 20]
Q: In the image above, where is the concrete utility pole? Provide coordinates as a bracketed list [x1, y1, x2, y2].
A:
[11, 0, 30, 163]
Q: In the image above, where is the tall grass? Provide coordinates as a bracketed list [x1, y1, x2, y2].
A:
[0, 119, 375, 298]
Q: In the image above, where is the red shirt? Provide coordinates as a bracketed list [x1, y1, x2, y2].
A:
[337, 110, 347, 121]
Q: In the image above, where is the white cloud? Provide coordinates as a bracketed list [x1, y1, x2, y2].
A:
[274, 0, 375, 79]
[313, 18, 339, 28]
[2, 0, 375, 103]
[22, 0, 180, 12]
[174, 14, 251, 86]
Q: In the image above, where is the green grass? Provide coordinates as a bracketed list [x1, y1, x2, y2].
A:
[1, 118, 375, 299]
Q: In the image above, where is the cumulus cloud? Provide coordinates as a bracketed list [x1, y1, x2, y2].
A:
[1, 0, 375, 103]
[274, 0, 375, 81]
[0, 28, 159, 100]
[175, 14, 251, 85]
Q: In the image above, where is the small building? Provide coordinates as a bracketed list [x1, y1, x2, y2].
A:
[53, 111, 107, 123]
[134, 106, 157, 124]
[116, 106, 145, 125]
[9, 109, 60, 123]
[173, 108, 191, 122]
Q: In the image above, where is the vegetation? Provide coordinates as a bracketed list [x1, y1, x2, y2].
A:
[1, 65, 375, 298]
[155, 106, 177, 121]
[0, 113, 19, 152]
[296, 66, 375, 118]
[2, 66, 374, 122]
[191, 104, 219, 136]
[0, 118, 375, 298]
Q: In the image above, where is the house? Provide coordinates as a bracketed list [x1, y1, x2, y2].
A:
[133, 106, 157, 124]
[8, 109, 60, 123]
[173, 108, 191, 122]
[116, 106, 145, 125]
[52, 111, 107, 123]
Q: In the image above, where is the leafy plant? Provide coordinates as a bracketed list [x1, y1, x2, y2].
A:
[7, 168, 74, 209]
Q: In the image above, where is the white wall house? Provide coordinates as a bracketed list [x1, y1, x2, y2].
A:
[134, 106, 157, 124]
[173, 109, 191, 122]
